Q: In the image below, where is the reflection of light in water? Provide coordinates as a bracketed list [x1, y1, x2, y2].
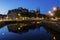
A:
[0, 25, 54, 40]
[20, 26, 22, 27]
[18, 28, 21, 30]
[53, 36, 56, 40]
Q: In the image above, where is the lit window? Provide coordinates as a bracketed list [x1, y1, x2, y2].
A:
[22, 18, 24, 20]
[18, 13, 21, 16]
[20, 26, 22, 27]
[18, 28, 21, 30]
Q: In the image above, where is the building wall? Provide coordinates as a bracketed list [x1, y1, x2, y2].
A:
[7, 10, 18, 19]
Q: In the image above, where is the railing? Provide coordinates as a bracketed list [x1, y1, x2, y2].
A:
[0, 17, 60, 22]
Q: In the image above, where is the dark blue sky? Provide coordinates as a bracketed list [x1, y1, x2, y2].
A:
[0, 0, 60, 14]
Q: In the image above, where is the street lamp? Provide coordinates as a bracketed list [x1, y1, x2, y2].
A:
[53, 7, 57, 11]
[48, 11, 54, 16]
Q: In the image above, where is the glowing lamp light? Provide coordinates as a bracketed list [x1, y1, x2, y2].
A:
[53, 7, 57, 11]
[50, 13, 54, 16]
[48, 11, 54, 16]
[18, 28, 21, 30]
[22, 18, 24, 20]
[53, 36, 56, 40]
[37, 22, 40, 24]
[18, 13, 21, 16]
[20, 26, 22, 27]
[48, 11, 51, 13]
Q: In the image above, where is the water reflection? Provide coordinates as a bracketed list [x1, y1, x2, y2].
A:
[7, 23, 41, 34]
[0, 23, 59, 40]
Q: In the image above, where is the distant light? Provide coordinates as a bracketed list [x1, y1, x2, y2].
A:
[22, 18, 24, 20]
[20, 26, 22, 27]
[37, 22, 40, 24]
[53, 7, 57, 11]
[48, 11, 54, 16]
[53, 36, 56, 40]
[18, 13, 21, 16]
[48, 11, 51, 13]
[50, 13, 54, 16]
[18, 28, 21, 30]
[24, 17, 27, 19]
[51, 17, 58, 21]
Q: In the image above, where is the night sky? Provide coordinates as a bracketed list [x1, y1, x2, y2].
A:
[0, 0, 60, 14]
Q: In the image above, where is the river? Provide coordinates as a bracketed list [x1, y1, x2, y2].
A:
[0, 25, 54, 40]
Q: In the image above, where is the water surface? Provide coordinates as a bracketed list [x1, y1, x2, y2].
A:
[0, 26, 53, 40]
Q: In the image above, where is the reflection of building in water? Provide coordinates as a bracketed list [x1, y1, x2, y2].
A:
[0, 7, 60, 40]
[7, 23, 42, 34]
[44, 26, 60, 40]
[7, 23, 60, 40]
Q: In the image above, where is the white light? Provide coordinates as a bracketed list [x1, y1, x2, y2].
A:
[48, 11, 54, 16]
[53, 36, 56, 40]
[22, 18, 24, 20]
[48, 11, 51, 13]
[18, 28, 21, 30]
[53, 7, 57, 11]
[37, 22, 40, 24]
[50, 13, 54, 16]
[18, 13, 21, 16]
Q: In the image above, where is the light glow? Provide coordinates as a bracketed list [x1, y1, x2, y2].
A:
[18, 13, 21, 16]
[48, 11, 54, 16]
[53, 36, 56, 40]
[18, 28, 21, 30]
[53, 7, 57, 11]
[37, 22, 40, 24]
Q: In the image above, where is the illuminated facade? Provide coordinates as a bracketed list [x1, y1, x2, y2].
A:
[7, 7, 47, 19]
